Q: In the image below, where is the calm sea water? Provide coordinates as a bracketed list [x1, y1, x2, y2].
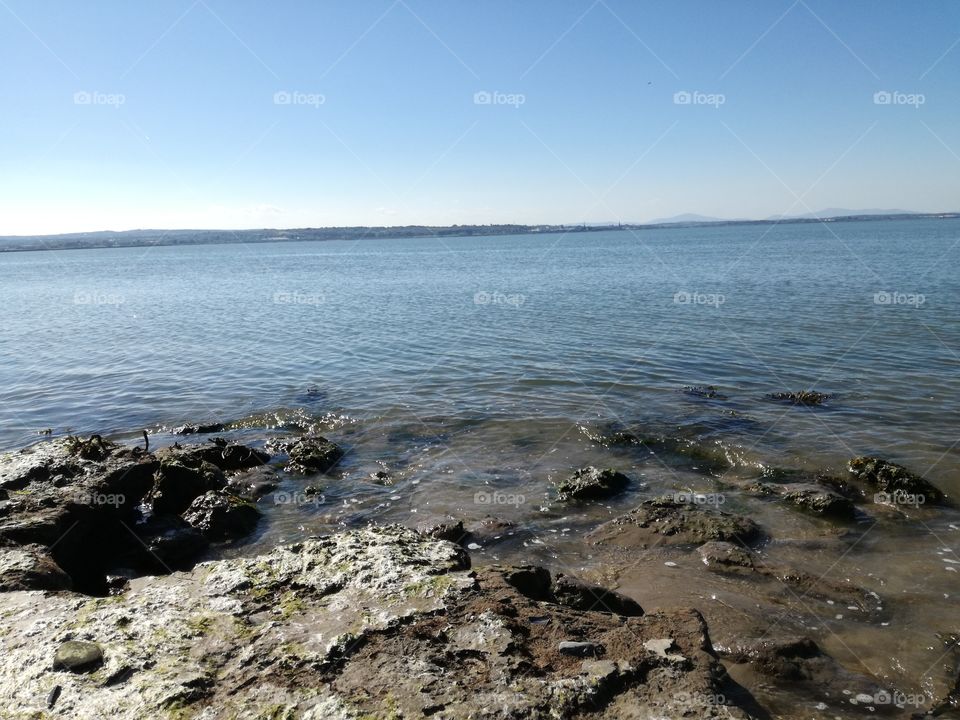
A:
[1, 218, 957, 478]
[3, 218, 960, 712]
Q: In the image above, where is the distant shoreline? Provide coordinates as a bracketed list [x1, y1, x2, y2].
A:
[1, 212, 956, 254]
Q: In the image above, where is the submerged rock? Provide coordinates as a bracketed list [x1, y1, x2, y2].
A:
[848, 455, 946, 504]
[767, 391, 830, 406]
[587, 497, 762, 548]
[555, 466, 631, 501]
[747, 481, 855, 519]
[682, 385, 728, 400]
[280, 436, 344, 473]
[0, 525, 753, 718]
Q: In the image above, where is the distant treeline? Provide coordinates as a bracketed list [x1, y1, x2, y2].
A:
[0, 214, 955, 253]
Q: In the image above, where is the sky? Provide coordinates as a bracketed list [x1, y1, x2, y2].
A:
[1, 0, 958, 235]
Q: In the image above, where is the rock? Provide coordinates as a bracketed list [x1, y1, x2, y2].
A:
[285, 436, 344, 473]
[134, 515, 209, 571]
[558, 640, 603, 657]
[0, 544, 72, 591]
[148, 460, 225, 515]
[588, 497, 762, 548]
[157, 442, 269, 472]
[417, 519, 467, 544]
[682, 385, 728, 400]
[225, 466, 279, 499]
[502, 565, 553, 601]
[643, 638, 685, 662]
[697, 541, 757, 573]
[767, 391, 830, 406]
[173, 423, 226, 435]
[181, 492, 260, 541]
[53, 641, 103, 673]
[848, 456, 946, 504]
[553, 574, 644, 616]
[0, 525, 753, 718]
[747, 481, 855, 519]
[555, 466, 631, 501]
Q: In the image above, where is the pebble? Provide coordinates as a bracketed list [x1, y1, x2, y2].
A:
[558, 640, 602, 657]
[467, 543, 482, 550]
[664, 561, 678, 568]
[53, 640, 103, 673]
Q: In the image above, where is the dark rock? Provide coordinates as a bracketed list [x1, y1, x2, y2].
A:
[53, 640, 103, 673]
[157, 443, 268, 473]
[286, 436, 344, 474]
[588, 497, 762, 548]
[182, 492, 260, 541]
[149, 461, 225, 515]
[0, 544, 72, 591]
[697, 541, 757, 573]
[502, 565, 553, 601]
[747, 481, 855, 519]
[225, 466, 279, 500]
[555, 466, 630, 501]
[848, 456, 946, 504]
[682, 385, 728, 400]
[767, 391, 830, 406]
[173, 423, 226, 435]
[558, 640, 603, 657]
[418, 519, 467, 544]
[553, 574, 644, 616]
[135, 515, 208, 571]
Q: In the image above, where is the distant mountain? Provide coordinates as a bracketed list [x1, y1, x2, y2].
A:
[647, 213, 743, 224]
[766, 208, 918, 221]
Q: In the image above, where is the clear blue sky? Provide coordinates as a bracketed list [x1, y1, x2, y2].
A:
[2, 0, 958, 234]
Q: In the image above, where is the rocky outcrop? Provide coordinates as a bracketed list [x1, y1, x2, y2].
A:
[555, 466, 631, 501]
[0, 525, 754, 719]
[0, 437, 270, 593]
[267, 435, 344, 473]
[747, 481, 856, 519]
[587, 497, 762, 548]
[848, 456, 946, 505]
[767, 391, 830, 406]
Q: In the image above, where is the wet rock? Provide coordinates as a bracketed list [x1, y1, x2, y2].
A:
[157, 441, 268, 472]
[643, 638, 685, 662]
[848, 455, 946, 504]
[182, 492, 260, 541]
[53, 641, 103, 673]
[0, 544, 72, 591]
[148, 460, 225, 515]
[559, 640, 603, 657]
[417, 518, 467, 544]
[285, 436, 344, 473]
[172, 423, 226, 435]
[697, 541, 757, 573]
[0, 525, 753, 718]
[134, 515, 208, 571]
[748, 481, 855, 519]
[588, 497, 762, 548]
[225, 466, 278, 500]
[682, 385, 728, 400]
[767, 390, 830, 406]
[555, 466, 631, 501]
[553, 573, 644, 616]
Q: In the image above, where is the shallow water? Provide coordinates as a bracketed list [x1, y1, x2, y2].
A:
[2, 218, 959, 717]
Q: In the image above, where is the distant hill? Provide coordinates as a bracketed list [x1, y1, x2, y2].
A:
[647, 213, 744, 224]
[766, 208, 918, 221]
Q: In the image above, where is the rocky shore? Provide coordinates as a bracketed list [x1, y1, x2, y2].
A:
[0, 430, 957, 718]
